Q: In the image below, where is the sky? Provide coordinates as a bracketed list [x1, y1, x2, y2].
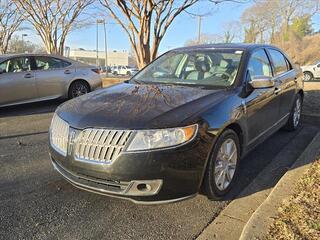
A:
[18, 1, 320, 55]
[66, 1, 250, 54]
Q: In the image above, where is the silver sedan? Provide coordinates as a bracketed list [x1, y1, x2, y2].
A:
[0, 54, 102, 107]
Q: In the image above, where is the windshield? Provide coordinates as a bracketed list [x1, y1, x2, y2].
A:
[133, 49, 243, 87]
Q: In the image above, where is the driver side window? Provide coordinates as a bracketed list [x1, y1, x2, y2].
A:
[247, 49, 272, 81]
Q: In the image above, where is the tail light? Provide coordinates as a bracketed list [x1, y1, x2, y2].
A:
[91, 68, 101, 74]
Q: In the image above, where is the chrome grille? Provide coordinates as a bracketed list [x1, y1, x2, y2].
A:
[50, 114, 69, 156]
[74, 129, 132, 163]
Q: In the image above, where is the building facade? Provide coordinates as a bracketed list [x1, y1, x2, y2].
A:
[67, 49, 129, 67]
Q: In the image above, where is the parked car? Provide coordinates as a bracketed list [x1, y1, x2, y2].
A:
[301, 60, 320, 81]
[49, 44, 303, 204]
[0, 54, 102, 107]
[112, 65, 139, 76]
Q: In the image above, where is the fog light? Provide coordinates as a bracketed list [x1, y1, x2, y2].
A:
[137, 183, 152, 192]
[125, 180, 163, 196]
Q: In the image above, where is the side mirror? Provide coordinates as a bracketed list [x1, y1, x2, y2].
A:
[249, 76, 274, 89]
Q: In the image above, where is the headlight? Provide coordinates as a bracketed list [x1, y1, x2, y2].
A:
[126, 124, 198, 151]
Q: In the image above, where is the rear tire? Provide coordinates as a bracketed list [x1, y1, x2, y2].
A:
[68, 81, 90, 99]
[303, 72, 313, 81]
[284, 94, 302, 131]
[204, 129, 240, 200]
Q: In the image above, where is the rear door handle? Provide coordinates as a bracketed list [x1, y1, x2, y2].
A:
[64, 69, 71, 74]
[24, 73, 33, 78]
[274, 88, 282, 94]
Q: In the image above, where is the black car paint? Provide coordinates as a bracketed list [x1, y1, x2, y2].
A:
[50, 44, 304, 203]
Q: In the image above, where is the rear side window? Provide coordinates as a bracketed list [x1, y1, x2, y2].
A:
[35, 56, 71, 70]
[0, 57, 31, 73]
[268, 49, 289, 75]
[247, 49, 272, 80]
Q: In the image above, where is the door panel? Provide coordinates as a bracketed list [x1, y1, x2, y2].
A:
[245, 87, 279, 143]
[33, 56, 75, 99]
[267, 49, 297, 118]
[314, 63, 320, 78]
[244, 49, 280, 144]
[0, 57, 37, 106]
[273, 71, 296, 118]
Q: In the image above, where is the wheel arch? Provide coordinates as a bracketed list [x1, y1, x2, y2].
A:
[199, 121, 245, 193]
[225, 122, 244, 156]
[67, 79, 91, 98]
[298, 89, 304, 102]
[303, 71, 314, 78]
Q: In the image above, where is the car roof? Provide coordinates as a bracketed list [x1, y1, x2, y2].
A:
[0, 53, 91, 67]
[173, 43, 280, 52]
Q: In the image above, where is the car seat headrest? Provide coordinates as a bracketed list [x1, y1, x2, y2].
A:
[195, 60, 210, 72]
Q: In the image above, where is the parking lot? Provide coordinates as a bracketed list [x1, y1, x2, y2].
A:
[1, 99, 318, 240]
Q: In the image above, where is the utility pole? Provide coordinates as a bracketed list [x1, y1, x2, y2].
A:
[103, 20, 108, 76]
[21, 33, 27, 52]
[96, 20, 99, 67]
[197, 16, 202, 44]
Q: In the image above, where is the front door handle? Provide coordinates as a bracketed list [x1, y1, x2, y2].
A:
[274, 88, 282, 94]
[24, 73, 33, 78]
[64, 69, 71, 74]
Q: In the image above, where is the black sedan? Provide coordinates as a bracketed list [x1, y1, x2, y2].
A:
[49, 44, 303, 204]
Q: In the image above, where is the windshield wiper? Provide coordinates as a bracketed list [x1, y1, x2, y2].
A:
[129, 78, 145, 84]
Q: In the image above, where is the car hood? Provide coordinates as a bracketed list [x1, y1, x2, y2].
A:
[57, 83, 230, 129]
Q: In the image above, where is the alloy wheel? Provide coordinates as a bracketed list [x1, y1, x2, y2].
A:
[71, 83, 88, 98]
[293, 97, 301, 127]
[303, 73, 312, 81]
[214, 138, 238, 191]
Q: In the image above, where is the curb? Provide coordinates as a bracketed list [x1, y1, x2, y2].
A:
[196, 129, 320, 240]
[239, 131, 320, 239]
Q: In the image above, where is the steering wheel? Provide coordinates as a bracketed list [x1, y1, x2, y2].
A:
[211, 72, 232, 81]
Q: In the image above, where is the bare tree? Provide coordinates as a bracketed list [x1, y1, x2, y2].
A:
[185, 33, 222, 46]
[100, 0, 200, 68]
[101, 0, 249, 68]
[223, 21, 242, 43]
[241, 0, 319, 43]
[0, 1, 25, 54]
[13, 0, 94, 55]
[8, 35, 46, 54]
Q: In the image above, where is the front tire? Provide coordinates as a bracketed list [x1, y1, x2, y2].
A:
[68, 81, 90, 99]
[284, 94, 302, 131]
[204, 129, 240, 200]
[303, 72, 313, 81]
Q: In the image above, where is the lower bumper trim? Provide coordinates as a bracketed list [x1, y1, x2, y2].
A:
[53, 159, 196, 204]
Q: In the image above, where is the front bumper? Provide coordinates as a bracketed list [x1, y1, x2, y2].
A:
[49, 129, 213, 204]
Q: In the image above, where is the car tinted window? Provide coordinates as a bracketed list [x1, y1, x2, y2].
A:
[247, 49, 272, 80]
[133, 49, 243, 87]
[35, 56, 71, 70]
[0, 57, 31, 73]
[268, 49, 289, 75]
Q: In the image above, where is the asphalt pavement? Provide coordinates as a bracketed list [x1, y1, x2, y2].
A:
[0, 100, 318, 240]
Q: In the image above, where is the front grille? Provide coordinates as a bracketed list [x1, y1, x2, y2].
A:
[74, 129, 132, 163]
[50, 114, 69, 156]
